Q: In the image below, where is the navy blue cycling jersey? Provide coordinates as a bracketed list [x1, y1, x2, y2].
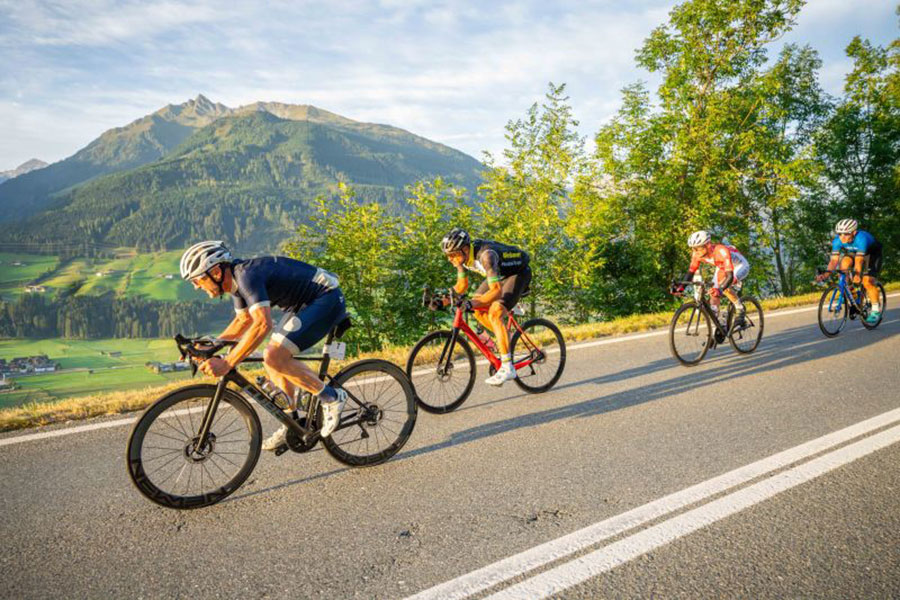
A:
[831, 230, 877, 255]
[230, 256, 339, 313]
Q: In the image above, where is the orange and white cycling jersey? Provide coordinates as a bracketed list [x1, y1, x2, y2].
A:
[689, 244, 748, 274]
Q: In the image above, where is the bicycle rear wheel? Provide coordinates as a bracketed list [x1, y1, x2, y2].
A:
[405, 330, 476, 413]
[510, 318, 566, 393]
[860, 282, 887, 330]
[322, 359, 417, 467]
[728, 296, 764, 354]
[126, 384, 261, 509]
[669, 301, 712, 366]
[817, 285, 847, 337]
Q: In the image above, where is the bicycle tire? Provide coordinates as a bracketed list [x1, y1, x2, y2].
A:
[817, 285, 847, 337]
[669, 301, 712, 366]
[126, 384, 261, 509]
[321, 359, 417, 467]
[728, 296, 764, 354]
[510, 318, 566, 393]
[860, 282, 887, 330]
[405, 330, 476, 413]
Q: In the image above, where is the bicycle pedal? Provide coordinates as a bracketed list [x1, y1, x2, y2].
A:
[273, 444, 289, 456]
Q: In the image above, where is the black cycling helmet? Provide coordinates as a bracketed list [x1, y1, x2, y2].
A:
[441, 227, 470, 254]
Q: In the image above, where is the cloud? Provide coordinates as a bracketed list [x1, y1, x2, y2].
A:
[1, 0, 897, 168]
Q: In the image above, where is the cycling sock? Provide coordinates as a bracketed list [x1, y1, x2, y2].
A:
[872, 303, 881, 313]
[502, 353, 513, 369]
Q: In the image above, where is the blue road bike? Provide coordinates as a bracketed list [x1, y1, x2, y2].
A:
[816, 269, 886, 337]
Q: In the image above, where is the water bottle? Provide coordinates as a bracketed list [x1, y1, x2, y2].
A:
[256, 376, 291, 410]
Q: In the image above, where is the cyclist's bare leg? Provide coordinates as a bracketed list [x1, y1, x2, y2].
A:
[488, 302, 511, 356]
[862, 275, 879, 305]
[840, 255, 854, 274]
[473, 310, 493, 335]
[263, 343, 326, 397]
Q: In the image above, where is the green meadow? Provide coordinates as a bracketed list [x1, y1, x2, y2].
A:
[0, 337, 192, 408]
[0, 250, 199, 302]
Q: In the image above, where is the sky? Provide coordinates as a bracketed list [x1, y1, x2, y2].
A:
[0, 0, 897, 169]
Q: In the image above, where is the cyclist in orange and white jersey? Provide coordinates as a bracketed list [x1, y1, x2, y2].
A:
[684, 230, 750, 325]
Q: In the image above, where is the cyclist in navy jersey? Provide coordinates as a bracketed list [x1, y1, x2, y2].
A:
[180, 241, 347, 448]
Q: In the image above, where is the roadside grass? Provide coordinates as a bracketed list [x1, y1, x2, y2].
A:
[1, 281, 897, 432]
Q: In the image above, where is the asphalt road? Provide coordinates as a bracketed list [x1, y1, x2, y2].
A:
[1, 298, 898, 599]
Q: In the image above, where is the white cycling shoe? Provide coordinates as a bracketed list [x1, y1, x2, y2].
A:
[485, 364, 517, 386]
[262, 425, 289, 451]
[319, 388, 347, 438]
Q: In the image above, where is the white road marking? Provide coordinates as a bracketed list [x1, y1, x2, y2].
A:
[487, 422, 900, 599]
[2, 294, 897, 448]
[405, 405, 900, 600]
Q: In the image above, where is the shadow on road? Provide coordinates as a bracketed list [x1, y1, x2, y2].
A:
[227, 309, 898, 504]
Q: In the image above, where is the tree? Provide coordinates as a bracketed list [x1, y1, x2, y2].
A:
[480, 82, 586, 315]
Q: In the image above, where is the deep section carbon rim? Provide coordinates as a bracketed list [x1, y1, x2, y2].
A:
[322, 360, 417, 467]
[127, 385, 261, 509]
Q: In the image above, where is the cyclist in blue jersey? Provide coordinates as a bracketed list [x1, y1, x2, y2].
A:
[180, 241, 348, 449]
[815, 219, 884, 323]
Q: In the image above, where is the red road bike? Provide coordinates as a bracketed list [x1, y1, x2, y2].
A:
[406, 289, 566, 413]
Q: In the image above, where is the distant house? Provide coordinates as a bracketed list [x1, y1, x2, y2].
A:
[0, 355, 60, 376]
[164, 274, 175, 280]
[12, 261, 23, 266]
[24, 285, 47, 293]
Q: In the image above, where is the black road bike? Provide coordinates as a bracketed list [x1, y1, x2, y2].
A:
[126, 317, 417, 509]
[669, 278, 764, 366]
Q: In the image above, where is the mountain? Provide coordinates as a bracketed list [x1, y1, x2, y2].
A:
[0, 159, 47, 183]
[3, 100, 483, 253]
[0, 95, 230, 221]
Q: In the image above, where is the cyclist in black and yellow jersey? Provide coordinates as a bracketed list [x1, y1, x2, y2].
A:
[440, 228, 531, 386]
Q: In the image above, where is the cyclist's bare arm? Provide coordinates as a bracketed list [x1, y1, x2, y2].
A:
[218, 311, 254, 341]
[453, 267, 469, 295]
[471, 250, 503, 309]
[222, 306, 273, 369]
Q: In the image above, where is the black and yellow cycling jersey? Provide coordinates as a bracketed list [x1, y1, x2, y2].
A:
[460, 239, 529, 284]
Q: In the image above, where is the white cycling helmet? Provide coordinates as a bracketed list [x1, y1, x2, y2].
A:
[180, 241, 233, 280]
[687, 230, 711, 248]
[835, 218, 858, 234]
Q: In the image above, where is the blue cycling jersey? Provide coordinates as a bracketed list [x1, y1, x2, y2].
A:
[230, 256, 339, 313]
[831, 230, 877, 255]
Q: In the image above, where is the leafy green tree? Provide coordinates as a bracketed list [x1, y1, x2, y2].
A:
[480, 83, 586, 315]
[386, 178, 475, 343]
[812, 35, 900, 280]
[284, 184, 400, 352]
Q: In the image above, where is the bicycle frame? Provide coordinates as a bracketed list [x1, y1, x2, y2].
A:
[189, 328, 368, 453]
[824, 270, 867, 316]
[679, 281, 734, 343]
[446, 305, 542, 371]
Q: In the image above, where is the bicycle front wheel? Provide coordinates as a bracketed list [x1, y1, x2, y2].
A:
[126, 384, 261, 509]
[511, 318, 566, 393]
[406, 330, 476, 413]
[817, 285, 847, 337]
[728, 296, 764, 354]
[860, 282, 887, 330]
[670, 302, 712, 366]
[322, 359, 417, 467]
